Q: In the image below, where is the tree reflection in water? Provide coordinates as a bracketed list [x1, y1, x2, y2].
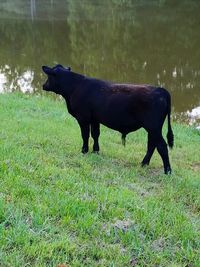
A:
[0, 0, 200, 124]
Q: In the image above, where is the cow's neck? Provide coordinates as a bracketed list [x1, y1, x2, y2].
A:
[61, 72, 85, 100]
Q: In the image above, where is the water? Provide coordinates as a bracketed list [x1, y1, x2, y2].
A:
[0, 0, 200, 124]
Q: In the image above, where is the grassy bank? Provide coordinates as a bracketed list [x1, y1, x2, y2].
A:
[0, 93, 200, 267]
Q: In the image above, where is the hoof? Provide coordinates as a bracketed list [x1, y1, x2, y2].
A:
[92, 150, 99, 154]
[164, 167, 172, 175]
[141, 161, 149, 167]
[82, 147, 88, 154]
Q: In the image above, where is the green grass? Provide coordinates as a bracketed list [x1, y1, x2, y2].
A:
[0, 93, 200, 267]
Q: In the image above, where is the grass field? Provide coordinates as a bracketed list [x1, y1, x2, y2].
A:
[0, 93, 200, 267]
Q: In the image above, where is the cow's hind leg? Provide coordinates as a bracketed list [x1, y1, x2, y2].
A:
[156, 135, 171, 174]
[79, 123, 90, 154]
[141, 133, 156, 166]
[91, 122, 100, 153]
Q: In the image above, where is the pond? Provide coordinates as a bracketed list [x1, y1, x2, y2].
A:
[0, 0, 200, 124]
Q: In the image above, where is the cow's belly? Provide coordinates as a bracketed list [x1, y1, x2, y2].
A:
[90, 94, 143, 133]
[97, 111, 141, 133]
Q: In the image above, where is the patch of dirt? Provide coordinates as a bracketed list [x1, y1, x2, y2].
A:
[139, 167, 164, 181]
[112, 219, 135, 232]
[190, 163, 200, 172]
[125, 182, 161, 198]
[150, 237, 167, 252]
[102, 219, 136, 235]
[125, 183, 150, 197]
[130, 257, 139, 266]
[148, 167, 164, 178]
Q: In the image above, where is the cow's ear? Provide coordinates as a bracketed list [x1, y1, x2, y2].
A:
[42, 66, 56, 75]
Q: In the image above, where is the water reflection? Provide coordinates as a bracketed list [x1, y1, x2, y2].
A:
[17, 70, 34, 93]
[187, 106, 200, 125]
[30, 0, 36, 20]
[0, 65, 34, 93]
[0, 71, 7, 93]
[0, 0, 200, 125]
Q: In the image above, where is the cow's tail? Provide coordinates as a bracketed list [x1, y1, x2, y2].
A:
[121, 133, 126, 146]
[166, 93, 174, 149]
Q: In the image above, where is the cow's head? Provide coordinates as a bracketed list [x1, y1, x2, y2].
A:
[42, 64, 71, 94]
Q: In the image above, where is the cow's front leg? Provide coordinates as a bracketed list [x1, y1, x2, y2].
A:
[79, 123, 90, 154]
[91, 122, 100, 153]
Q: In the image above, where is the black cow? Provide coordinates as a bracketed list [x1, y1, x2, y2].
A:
[42, 64, 174, 174]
